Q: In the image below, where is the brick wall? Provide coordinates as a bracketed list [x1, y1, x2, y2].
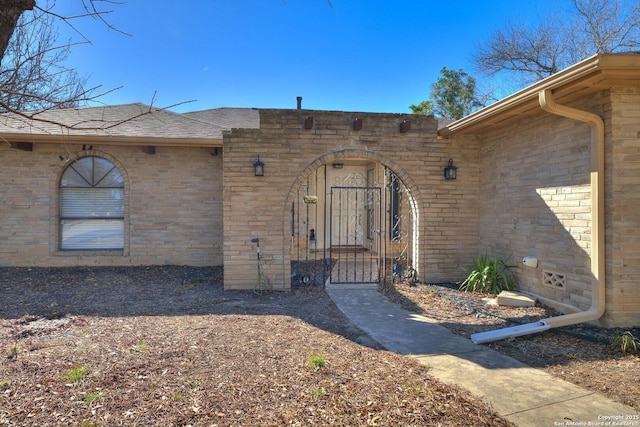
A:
[477, 97, 596, 313]
[6, 97, 638, 327]
[607, 87, 640, 326]
[478, 107, 594, 312]
[223, 109, 479, 290]
[0, 144, 222, 267]
[476, 89, 640, 327]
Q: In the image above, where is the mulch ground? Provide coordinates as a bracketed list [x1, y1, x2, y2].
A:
[382, 280, 640, 409]
[0, 266, 514, 427]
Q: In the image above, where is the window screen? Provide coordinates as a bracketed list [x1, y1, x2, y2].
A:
[60, 156, 124, 250]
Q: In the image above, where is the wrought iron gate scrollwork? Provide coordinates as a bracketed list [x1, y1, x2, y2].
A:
[289, 165, 416, 287]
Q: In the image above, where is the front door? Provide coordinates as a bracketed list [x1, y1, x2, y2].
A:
[329, 169, 366, 247]
[330, 186, 365, 247]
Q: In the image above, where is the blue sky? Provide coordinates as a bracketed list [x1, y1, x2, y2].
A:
[53, 0, 561, 113]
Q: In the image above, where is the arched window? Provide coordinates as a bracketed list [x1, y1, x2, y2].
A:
[59, 156, 124, 250]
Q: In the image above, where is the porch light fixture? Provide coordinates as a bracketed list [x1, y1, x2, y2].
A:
[444, 158, 457, 180]
[400, 119, 411, 133]
[353, 117, 363, 131]
[253, 156, 265, 177]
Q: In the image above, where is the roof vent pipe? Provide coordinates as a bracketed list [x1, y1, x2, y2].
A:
[297, 96, 302, 110]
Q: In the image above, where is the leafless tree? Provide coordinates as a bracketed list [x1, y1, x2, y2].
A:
[0, 0, 173, 137]
[474, 0, 640, 86]
[0, 0, 126, 116]
[0, 0, 123, 59]
[1, 5, 88, 111]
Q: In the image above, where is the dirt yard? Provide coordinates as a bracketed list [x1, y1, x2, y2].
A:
[0, 266, 514, 426]
[383, 280, 640, 409]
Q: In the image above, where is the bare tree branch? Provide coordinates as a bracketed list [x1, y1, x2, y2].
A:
[36, 0, 131, 44]
[0, 2, 94, 112]
[0, 0, 150, 132]
[0, 1, 225, 134]
[474, 0, 640, 86]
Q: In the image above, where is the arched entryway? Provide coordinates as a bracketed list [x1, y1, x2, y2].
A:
[283, 150, 421, 287]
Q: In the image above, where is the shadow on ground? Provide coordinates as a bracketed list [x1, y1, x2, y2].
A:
[0, 265, 382, 349]
[380, 279, 635, 369]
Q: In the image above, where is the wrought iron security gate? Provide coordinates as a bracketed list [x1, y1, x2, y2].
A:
[289, 165, 416, 287]
[329, 186, 382, 284]
[386, 171, 417, 286]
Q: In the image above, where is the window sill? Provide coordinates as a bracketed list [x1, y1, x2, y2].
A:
[55, 250, 126, 257]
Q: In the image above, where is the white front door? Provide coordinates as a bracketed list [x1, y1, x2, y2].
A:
[329, 167, 367, 247]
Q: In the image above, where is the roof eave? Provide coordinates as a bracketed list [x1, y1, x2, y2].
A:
[1, 133, 223, 148]
[439, 53, 640, 138]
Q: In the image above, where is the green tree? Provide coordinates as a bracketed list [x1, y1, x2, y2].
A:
[410, 67, 483, 120]
[408, 100, 433, 116]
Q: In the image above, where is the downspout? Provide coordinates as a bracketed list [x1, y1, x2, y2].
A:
[471, 88, 606, 344]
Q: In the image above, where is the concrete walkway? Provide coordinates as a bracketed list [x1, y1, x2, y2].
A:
[326, 284, 639, 427]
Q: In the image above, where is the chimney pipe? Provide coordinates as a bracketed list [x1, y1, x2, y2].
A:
[297, 96, 302, 110]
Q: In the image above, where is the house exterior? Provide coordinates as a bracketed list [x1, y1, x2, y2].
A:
[0, 53, 639, 327]
[439, 53, 640, 328]
[0, 104, 230, 267]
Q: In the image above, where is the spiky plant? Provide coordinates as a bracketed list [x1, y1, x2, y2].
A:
[459, 254, 515, 295]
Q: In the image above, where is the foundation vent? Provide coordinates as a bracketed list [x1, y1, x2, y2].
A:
[543, 271, 565, 289]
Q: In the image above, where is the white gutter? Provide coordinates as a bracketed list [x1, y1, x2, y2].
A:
[471, 88, 606, 344]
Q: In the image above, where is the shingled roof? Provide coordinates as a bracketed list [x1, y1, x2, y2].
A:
[0, 103, 251, 147]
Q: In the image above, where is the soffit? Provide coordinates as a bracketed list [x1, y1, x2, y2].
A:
[439, 54, 640, 138]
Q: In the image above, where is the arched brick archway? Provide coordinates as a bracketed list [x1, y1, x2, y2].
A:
[282, 148, 424, 288]
[223, 109, 473, 291]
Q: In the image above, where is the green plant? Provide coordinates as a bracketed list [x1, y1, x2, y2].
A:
[65, 366, 89, 383]
[610, 331, 639, 353]
[132, 343, 149, 352]
[308, 386, 326, 400]
[307, 352, 327, 370]
[82, 390, 102, 404]
[459, 254, 515, 295]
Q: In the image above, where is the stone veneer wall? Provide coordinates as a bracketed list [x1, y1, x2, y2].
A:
[0, 144, 222, 267]
[222, 109, 480, 290]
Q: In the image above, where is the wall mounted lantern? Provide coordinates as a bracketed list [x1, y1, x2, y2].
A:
[444, 158, 457, 180]
[400, 119, 411, 133]
[253, 156, 265, 177]
[353, 117, 363, 131]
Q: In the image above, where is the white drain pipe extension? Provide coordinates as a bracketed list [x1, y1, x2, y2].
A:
[472, 89, 606, 345]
